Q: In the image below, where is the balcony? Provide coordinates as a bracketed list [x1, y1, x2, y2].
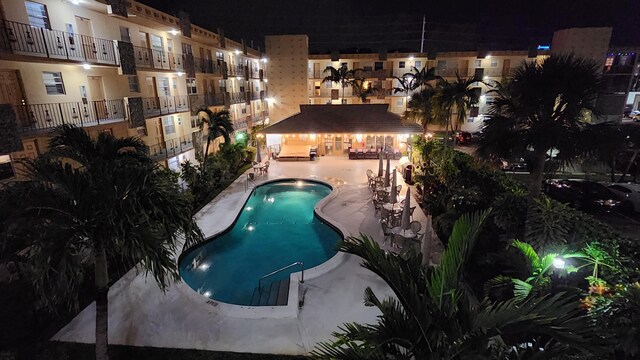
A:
[0, 19, 118, 65]
[251, 114, 264, 126]
[250, 91, 261, 101]
[188, 93, 225, 114]
[248, 68, 262, 79]
[233, 117, 248, 131]
[483, 68, 510, 77]
[435, 68, 471, 77]
[359, 69, 392, 79]
[149, 133, 195, 161]
[227, 64, 245, 77]
[132, 45, 183, 71]
[194, 57, 222, 74]
[228, 92, 246, 105]
[309, 70, 322, 79]
[141, 95, 189, 118]
[15, 99, 125, 133]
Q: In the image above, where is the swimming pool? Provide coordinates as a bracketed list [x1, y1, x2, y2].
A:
[179, 179, 342, 306]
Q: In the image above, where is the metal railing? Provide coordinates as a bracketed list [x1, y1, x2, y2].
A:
[132, 45, 183, 71]
[435, 68, 472, 77]
[227, 63, 245, 77]
[148, 133, 195, 161]
[188, 93, 225, 110]
[194, 57, 222, 74]
[0, 19, 118, 65]
[234, 117, 248, 131]
[228, 91, 246, 104]
[258, 261, 304, 290]
[15, 99, 125, 132]
[141, 95, 189, 118]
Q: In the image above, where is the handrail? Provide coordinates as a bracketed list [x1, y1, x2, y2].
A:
[258, 261, 304, 290]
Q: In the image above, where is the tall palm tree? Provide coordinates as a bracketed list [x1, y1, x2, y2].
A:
[405, 65, 439, 91]
[433, 75, 481, 146]
[0, 125, 203, 360]
[403, 87, 441, 133]
[392, 75, 415, 111]
[312, 211, 602, 359]
[197, 108, 234, 168]
[322, 65, 357, 104]
[476, 55, 602, 197]
[350, 77, 376, 103]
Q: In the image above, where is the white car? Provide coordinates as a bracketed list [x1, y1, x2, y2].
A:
[607, 183, 640, 212]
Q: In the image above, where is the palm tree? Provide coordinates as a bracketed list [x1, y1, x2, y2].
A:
[392, 75, 415, 111]
[433, 75, 481, 146]
[405, 65, 439, 91]
[477, 55, 602, 197]
[350, 76, 376, 103]
[0, 125, 203, 360]
[403, 87, 441, 134]
[197, 108, 234, 168]
[322, 65, 357, 104]
[311, 211, 602, 359]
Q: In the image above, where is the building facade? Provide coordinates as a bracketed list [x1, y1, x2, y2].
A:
[0, 0, 269, 180]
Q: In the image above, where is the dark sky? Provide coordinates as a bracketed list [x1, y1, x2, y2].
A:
[143, 0, 639, 53]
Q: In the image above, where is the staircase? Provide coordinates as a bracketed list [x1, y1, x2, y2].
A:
[249, 278, 290, 306]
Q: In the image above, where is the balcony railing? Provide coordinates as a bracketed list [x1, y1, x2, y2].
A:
[248, 68, 261, 79]
[1, 19, 118, 65]
[435, 68, 473, 77]
[227, 64, 245, 77]
[250, 91, 261, 101]
[149, 133, 195, 161]
[360, 69, 392, 79]
[132, 45, 183, 71]
[194, 57, 221, 74]
[251, 114, 264, 126]
[15, 99, 125, 133]
[233, 117, 248, 131]
[141, 95, 189, 118]
[228, 92, 246, 104]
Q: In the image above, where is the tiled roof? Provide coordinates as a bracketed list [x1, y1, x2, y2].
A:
[261, 104, 423, 134]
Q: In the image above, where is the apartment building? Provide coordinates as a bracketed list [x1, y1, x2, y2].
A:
[0, 0, 268, 180]
[266, 28, 637, 132]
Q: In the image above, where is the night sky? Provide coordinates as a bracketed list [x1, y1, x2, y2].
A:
[143, 0, 639, 53]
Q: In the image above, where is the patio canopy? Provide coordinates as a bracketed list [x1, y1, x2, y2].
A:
[261, 104, 423, 134]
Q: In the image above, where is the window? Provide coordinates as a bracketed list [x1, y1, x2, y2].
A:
[437, 60, 446, 70]
[216, 51, 224, 60]
[374, 62, 383, 70]
[0, 155, 15, 180]
[25, 1, 50, 29]
[325, 80, 332, 89]
[150, 35, 163, 51]
[42, 72, 65, 95]
[414, 60, 422, 69]
[475, 59, 482, 68]
[128, 76, 140, 92]
[166, 39, 173, 53]
[119, 26, 131, 42]
[396, 98, 404, 106]
[172, 77, 178, 91]
[186, 78, 197, 94]
[490, 59, 498, 67]
[399, 61, 405, 69]
[158, 77, 170, 96]
[163, 116, 175, 135]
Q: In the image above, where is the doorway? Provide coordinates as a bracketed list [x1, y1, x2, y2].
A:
[88, 76, 107, 119]
[75, 16, 96, 60]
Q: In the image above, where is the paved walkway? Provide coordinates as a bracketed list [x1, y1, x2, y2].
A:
[53, 155, 442, 355]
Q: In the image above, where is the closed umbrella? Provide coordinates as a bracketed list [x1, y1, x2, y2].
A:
[400, 187, 411, 230]
[255, 146, 262, 163]
[421, 215, 432, 265]
[384, 156, 391, 187]
[377, 152, 384, 177]
[390, 169, 397, 204]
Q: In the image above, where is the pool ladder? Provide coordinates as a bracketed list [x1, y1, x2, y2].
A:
[249, 261, 304, 307]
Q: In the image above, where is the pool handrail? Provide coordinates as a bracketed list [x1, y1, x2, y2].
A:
[258, 261, 304, 290]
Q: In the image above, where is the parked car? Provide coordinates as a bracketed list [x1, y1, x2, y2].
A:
[500, 158, 528, 172]
[544, 179, 623, 212]
[606, 182, 640, 213]
[455, 131, 476, 145]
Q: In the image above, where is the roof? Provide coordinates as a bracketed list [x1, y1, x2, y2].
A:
[261, 104, 423, 134]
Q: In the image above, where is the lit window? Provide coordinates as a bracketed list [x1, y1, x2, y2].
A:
[0, 155, 15, 180]
[605, 56, 614, 67]
[163, 116, 176, 135]
[42, 72, 65, 95]
[186, 78, 197, 94]
[490, 59, 498, 67]
[414, 60, 422, 69]
[475, 59, 482, 68]
[128, 76, 140, 92]
[25, 1, 50, 29]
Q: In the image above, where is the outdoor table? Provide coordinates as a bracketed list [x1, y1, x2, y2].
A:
[376, 186, 391, 193]
[253, 162, 265, 174]
[391, 227, 419, 239]
[383, 202, 403, 212]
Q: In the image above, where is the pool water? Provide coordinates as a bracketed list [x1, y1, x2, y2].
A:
[179, 180, 342, 305]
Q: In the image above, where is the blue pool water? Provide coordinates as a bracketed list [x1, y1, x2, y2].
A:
[179, 180, 342, 305]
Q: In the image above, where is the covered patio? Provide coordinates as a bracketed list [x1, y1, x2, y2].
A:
[261, 104, 423, 159]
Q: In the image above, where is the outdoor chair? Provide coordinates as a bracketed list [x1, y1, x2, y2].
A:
[381, 221, 393, 246]
[380, 206, 391, 224]
[409, 206, 416, 220]
[410, 221, 422, 237]
[396, 185, 402, 194]
[373, 199, 384, 216]
[366, 169, 375, 189]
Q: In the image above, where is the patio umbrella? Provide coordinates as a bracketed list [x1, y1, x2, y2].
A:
[400, 187, 411, 230]
[377, 152, 384, 177]
[421, 215, 432, 265]
[384, 156, 391, 187]
[390, 169, 397, 204]
[255, 146, 262, 163]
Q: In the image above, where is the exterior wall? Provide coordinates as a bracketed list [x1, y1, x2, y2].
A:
[265, 35, 308, 123]
[551, 27, 613, 68]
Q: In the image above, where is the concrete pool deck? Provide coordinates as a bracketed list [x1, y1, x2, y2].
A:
[53, 155, 443, 355]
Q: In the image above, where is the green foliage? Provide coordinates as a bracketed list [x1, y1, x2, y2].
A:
[312, 212, 604, 359]
[525, 197, 572, 250]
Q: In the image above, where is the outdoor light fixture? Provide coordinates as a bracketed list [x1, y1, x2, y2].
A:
[553, 257, 566, 269]
[246, 206, 252, 211]
[480, 94, 486, 101]
[409, 56, 414, 60]
[485, 55, 491, 59]
[169, 29, 179, 36]
[176, 72, 184, 76]
[82, 63, 91, 70]
[261, 58, 268, 63]
[483, 76, 489, 80]
[247, 225, 255, 231]
[234, 49, 241, 55]
[198, 263, 210, 270]
[203, 291, 211, 297]
[70, 0, 80, 5]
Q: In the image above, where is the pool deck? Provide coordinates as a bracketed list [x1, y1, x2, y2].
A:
[53, 155, 443, 355]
